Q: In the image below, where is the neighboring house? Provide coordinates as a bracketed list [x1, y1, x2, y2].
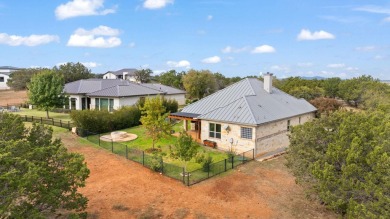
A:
[0, 66, 22, 90]
[169, 73, 317, 156]
[102, 68, 138, 82]
[64, 79, 186, 110]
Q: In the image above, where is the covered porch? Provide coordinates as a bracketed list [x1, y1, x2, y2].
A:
[169, 112, 202, 143]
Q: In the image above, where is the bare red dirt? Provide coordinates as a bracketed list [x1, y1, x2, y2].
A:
[60, 133, 336, 219]
[0, 89, 28, 106]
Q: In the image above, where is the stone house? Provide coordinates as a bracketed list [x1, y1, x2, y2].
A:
[169, 73, 316, 156]
[64, 79, 186, 110]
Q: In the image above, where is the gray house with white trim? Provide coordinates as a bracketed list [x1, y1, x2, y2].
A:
[64, 79, 186, 110]
[170, 73, 317, 156]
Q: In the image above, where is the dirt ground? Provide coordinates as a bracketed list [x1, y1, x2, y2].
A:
[60, 133, 337, 219]
[0, 89, 28, 106]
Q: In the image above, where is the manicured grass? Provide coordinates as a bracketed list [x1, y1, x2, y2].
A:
[89, 122, 229, 172]
[12, 108, 72, 121]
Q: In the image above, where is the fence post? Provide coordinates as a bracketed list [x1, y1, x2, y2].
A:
[182, 168, 185, 185]
[142, 151, 145, 166]
[126, 145, 128, 159]
[187, 171, 190, 186]
[160, 157, 164, 174]
[231, 155, 234, 169]
[111, 140, 113, 153]
[252, 149, 255, 160]
[224, 159, 227, 171]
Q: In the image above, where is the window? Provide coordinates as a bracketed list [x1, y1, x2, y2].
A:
[209, 123, 221, 139]
[95, 98, 100, 110]
[241, 127, 253, 139]
[70, 98, 76, 110]
[0, 77, 4, 82]
[109, 99, 114, 112]
[299, 117, 301, 124]
[287, 120, 291, 131]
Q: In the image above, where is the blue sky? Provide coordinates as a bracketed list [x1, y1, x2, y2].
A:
[0, 0, 389, 79]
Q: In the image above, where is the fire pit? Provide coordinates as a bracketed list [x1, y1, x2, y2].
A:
[100, 131, 138, 142]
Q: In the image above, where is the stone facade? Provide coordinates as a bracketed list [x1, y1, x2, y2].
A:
[197, 112, 315, 156]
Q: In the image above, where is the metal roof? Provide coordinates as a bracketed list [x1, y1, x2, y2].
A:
[170, 112, 201, 118]
[64, 79, 185, 97]
[112, 68, 137, 76]
[182, 78, 317, 125]
[139, 83, 186, 94]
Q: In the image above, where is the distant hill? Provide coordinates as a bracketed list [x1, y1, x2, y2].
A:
[299, 76, 326, 80]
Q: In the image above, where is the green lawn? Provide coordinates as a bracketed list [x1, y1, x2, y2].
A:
[12, 108, 72, 121]
[88, 122, 229, 172]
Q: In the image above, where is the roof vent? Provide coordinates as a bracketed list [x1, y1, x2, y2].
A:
[263, 72, 273, 94]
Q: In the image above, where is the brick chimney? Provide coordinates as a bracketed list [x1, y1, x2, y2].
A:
[263, 72, 273, 93]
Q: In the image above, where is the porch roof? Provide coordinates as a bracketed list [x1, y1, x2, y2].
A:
[169, 112, 201, 120]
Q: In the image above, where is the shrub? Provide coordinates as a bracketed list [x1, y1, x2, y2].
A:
[70, 106, 141, 134]
[202, 155, 213, 172]
[162, 97, 178, 113]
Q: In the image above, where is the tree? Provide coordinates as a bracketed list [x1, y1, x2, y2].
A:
[6, 68, 44, 90]
[287, 110, 390, 218]
[322, 77, 341, 98]
[214, 72, 229, 90]
[134, 68, 153, 83]
[289, 86, 324, 100]
[0, 113, 89, 218]
[139, 96, 172, 150]
[158, 70, 185, 89]
[28, 69, 67, 118]
[53, 62, 93, 83]
[169, 130, 200, 172]
[182, 69, 217, 99]
[309, 97, 341, 116]
[338, 75, 376, 107]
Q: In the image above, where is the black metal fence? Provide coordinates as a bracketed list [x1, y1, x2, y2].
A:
[19, 115, 74, 130]
[81, 128, 255, 186]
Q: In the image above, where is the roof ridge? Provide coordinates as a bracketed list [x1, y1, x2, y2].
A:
[138, 83, 165, 94]
[243, 96, 258, 124]
[198, 96, 247, 117]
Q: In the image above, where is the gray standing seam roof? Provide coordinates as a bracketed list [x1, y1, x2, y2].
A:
[181, 78, 317, 125]
[139, 83, 186, 94]
[113, 68, 137, 76]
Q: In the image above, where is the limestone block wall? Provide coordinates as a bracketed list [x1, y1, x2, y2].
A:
[200, 120, 256, 153]
[255, 113, 315, 155]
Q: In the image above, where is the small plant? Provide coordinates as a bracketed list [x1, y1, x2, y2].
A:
[149, 153, 162, 172]
[202, 154, 213, 172]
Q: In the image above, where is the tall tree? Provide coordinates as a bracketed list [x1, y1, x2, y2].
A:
[139, 96, 172, 150]
[53, 62, 93, 83]
[28, 70, 67, 118]
[0, 113, 89, 218]
[158, 70, 185, 89]
[338, 75, 376, 107]
[214, 72, 229, 90]
[322, 77, 341, 98]
[6, 68, 44, 90]
[182, 69, 217, 99]
[169, 130, 200, 172]
[287, 110, 390, 218]
[134, 68, 153, 83]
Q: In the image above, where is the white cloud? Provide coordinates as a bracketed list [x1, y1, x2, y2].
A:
[67, 26, 121, 48]
[270, 65, 290, 73]
[355, 46, 376, 51]
[353, 6, 390, 14]
[297, 29, 335, 41]
[327, 63, 345, 68]
[251, 45, 276, 53]
[55, 0, 116, 20]
[384, 17, 390, 22]
[297, 62, 313, 67]
[221, 46, 249, 53]
[346, 67, 359, 71]
[202, 56, 221, 64]
[143, 0, 174, 9]
[82, 62, 101, 68]
[207, 15, 213, 20]
[166, 60, 190, 68]
[153, 69, 166, 75]
[0, 33, 59, 46]
[374, 55, 385, 60]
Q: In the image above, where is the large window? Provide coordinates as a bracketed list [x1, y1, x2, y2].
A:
[0, 77, 4, 82]
[241, 127, 253, 139]
[287, 120, 291, 131]
[95, 98, 114, 112]
[70, 98, 76, 110]
[209, 123, 221, 139]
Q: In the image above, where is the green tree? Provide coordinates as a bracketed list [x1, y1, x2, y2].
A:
[169, 130, 200, 172]
[28, 69, 67, 118]
[53, 62, 93, 83]
[134, 68, 153, 83]
[139, 96, 172, 150]
[214, 72, 229, 90]
[322, 77, 341, 98]
[360, 81, 390, 110]
[309, 97, 341, 117]
[158, 70, 185, 89]
[289, 86, 324, 100]
[338, 75, 376, 107]
[287, 110, 390, 218]
[182, 69, 217, 99]
[6, 68, 44, 90]
[0, 113, 89, 218]
[0, 113, 25, 141]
